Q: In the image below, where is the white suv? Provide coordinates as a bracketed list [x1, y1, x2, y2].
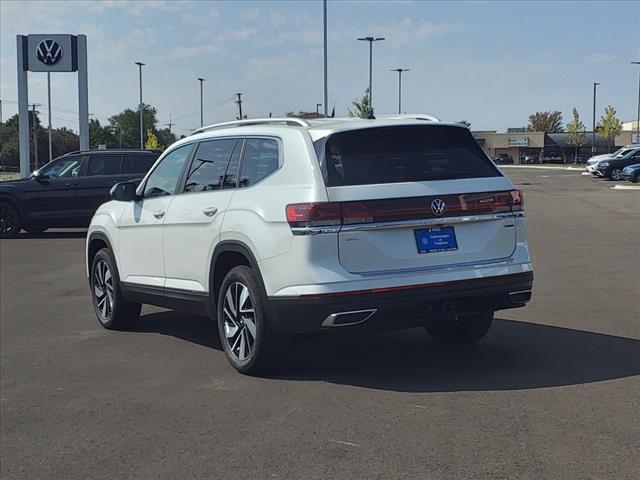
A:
[86, 116, 533, 374]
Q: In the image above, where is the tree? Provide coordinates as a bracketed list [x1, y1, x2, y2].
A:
[565, 108, 586, 162]
[108, 103, 158, 149]
[456, 120, 471, 129]
[348, 88, 371, 118]
[155, 128, 176, 149]
[527, 111, 563, 133]
[597, 105, 623, 152]
[89, 118, 115, 149]
[145, 128, 160, 150]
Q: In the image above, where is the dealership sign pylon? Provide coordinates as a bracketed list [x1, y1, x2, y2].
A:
[16, 34, 88, 178]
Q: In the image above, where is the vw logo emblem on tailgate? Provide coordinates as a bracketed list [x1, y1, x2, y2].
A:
[36, 39, 63, 66]
[431, 198, 446, 216]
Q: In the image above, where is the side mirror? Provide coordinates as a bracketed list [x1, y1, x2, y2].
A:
[110, 181, 139, 202]
[30, 170, 50, 182]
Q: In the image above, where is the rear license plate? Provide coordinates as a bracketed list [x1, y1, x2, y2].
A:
[414, 226, 458, 253]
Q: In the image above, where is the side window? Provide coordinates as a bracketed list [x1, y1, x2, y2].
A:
[40, 157, 82, 178]
[144, 145, 192, 198]
[238, 138, 280, 188]
[184, 139, 236, 193]
[122, 154, 158, 175]
[87, 155, 122, 176]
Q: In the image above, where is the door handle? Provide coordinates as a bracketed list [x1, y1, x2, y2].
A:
[153, 210, 165, 219]
[65, 182, 77, 187]
[203, 207, 218, 217]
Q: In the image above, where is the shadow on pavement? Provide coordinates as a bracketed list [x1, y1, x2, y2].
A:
[16, 230, 87, 239]
[132, 312, 640, 393]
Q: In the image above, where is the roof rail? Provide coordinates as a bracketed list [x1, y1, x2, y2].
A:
[376, 114, 440, 122]
[190, 118, 310, 136]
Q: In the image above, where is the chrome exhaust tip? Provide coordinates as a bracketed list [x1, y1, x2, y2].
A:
[508, 290, 532, 304]
[321, 309, 377, 327]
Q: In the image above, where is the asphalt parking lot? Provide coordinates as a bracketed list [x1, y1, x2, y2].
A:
[1, 168, 638, 479]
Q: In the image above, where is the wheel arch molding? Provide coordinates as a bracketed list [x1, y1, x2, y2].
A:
[0, 193, 25, 218]
[86, 231, 115, 277]
[209, 240, 267, 308]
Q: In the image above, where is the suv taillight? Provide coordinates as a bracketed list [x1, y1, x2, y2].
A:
[285, 202, 342, 227]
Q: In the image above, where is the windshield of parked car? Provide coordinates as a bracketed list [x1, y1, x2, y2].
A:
[38, 157, 82, 178]
[319, 125, 500, 186]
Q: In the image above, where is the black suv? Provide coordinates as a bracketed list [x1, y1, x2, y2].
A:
[0, 149, 160, 237]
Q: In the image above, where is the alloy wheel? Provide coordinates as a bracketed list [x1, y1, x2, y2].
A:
[611, 169, 623, 180]
[223, 282, 257, 362]
[93, 260, 114, 322]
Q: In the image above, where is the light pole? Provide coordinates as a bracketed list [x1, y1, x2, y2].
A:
[316, 103, 322, 117]
[197, 77, 205, 127]
[357, 36, 385, 117]
[47, 72, 52, 162]
[135, 62, 145, 149]
[592, 82, 599, 154]
[390, 68, 409, 114]
[632, 61, 640, 143]
[323, 0, 328, 118]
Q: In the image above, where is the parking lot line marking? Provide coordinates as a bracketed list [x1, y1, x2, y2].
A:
[610, 184, 640, 191]
[329, 439, 359, 447]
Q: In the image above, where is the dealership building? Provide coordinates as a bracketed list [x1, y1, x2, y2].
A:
[472, 129, 638, 163]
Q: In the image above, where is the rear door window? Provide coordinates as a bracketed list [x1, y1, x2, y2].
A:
[122, 154, 158, 174]
[184, 139, 237, 193]
[87, 155, 122, 176]
[319, 125, 500, 186]
[238, 138, 279, 188]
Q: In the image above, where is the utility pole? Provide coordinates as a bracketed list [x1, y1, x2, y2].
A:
[235, 93, 243, 120]
[30, 103, 41, 170]
[135, 62, 145, 149]
[357, 36, 385, 117]
[316, 103, 322, 117]
[632, 61, 640, 143]
[323, 0, 328, 118]
[164, 113, 174, 133]
[592, 82, 599, 154]
[390, 68, 410, 114]
[197, 78, 205, 127]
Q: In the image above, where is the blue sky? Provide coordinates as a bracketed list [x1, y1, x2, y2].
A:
[1, 0, 639, 136]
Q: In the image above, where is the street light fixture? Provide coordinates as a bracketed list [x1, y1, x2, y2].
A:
[632, 61, 640, 143]
[592, 82, 599, 154]
[357, 36, 385, 117]
[390, 68, 410, 114]
[135, 62, 145, 149]
[197, 78, 205, 127]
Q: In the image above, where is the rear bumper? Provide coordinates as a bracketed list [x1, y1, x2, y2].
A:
[267, 271, 533, 334]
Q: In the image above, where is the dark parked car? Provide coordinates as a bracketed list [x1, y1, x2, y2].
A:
[594, 148, 640, 180]
[493, 153, 513, 164]
[0, 149, 160, 237]
[622, 163, 640, 183]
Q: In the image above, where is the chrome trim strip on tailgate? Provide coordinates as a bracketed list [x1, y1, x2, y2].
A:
[290, 212, 524, 236]
[341, 212, 523, 232]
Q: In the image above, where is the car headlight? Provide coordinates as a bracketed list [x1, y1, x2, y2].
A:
[598, 162, 609, 167]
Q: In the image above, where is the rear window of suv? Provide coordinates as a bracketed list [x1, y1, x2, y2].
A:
[318, 125, 500, 186]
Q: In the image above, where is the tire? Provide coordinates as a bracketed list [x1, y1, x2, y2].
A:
[23, 225, 48, 234]
[633, 172, 640, 183]
[425, 311, 494, 346]
[609, 168, 623, 181]
[217, 265, 282, 375]
[0, 202, 22, 238]
[90, 248, 141, 330]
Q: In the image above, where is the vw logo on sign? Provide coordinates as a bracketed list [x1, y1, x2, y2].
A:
[36, 39, 63, 66]
[431, 198, 446, 216]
